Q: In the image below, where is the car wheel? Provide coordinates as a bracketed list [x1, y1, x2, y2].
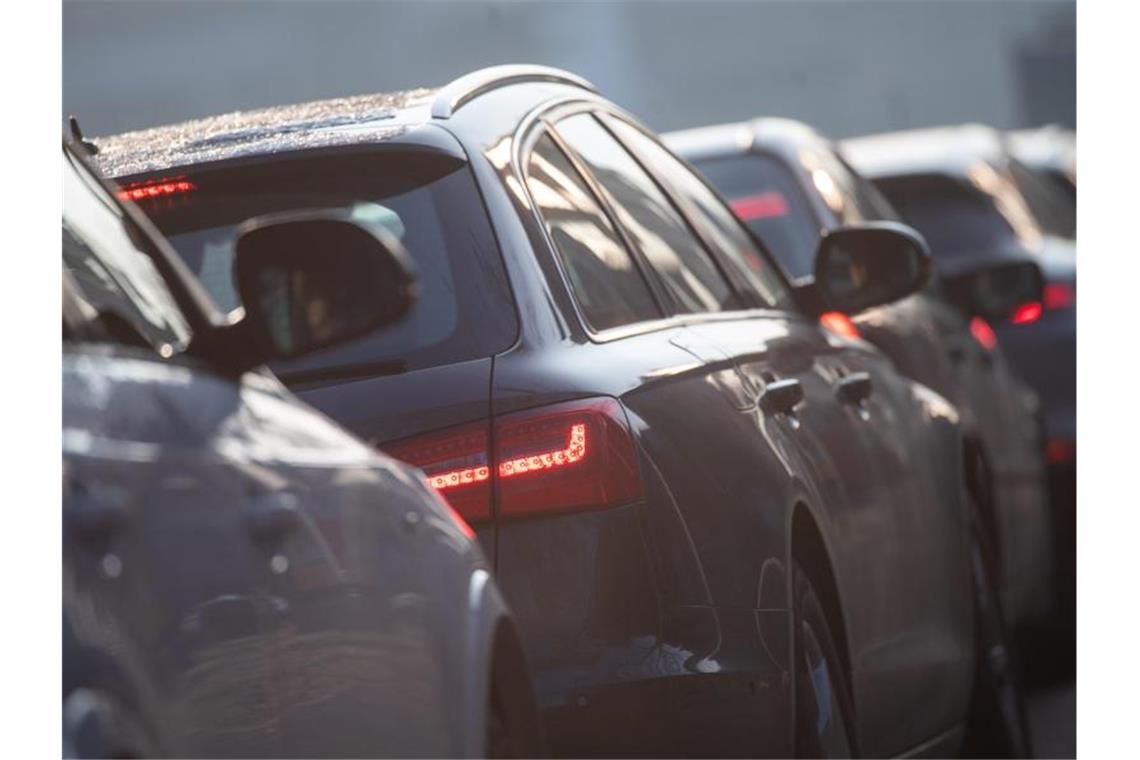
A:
[794, 561, 856, 758]
[961, 517, 1033, 758]
[486, 680, 520, 759]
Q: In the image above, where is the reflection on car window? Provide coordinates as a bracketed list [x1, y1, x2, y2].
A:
[526, 133, 661, 331]
[62, 150, 192, 355]
[604, 121, 793, 310]
[693, 153, 824, 280]
[555, 113, 739, 314]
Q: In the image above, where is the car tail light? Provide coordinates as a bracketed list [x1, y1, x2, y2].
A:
[381, 397, 641, 523]
[969, 317, 998, 351]
[730, 192, 789, 221]
[1010, 301, 1043, 325]
[116, 176, 197, 202]
[382, 420, 492, 522]
[495, 397, 641, 518]
[819, 311, 861, 340]
[1043, 282, 1075, 310]
[1046, 439, 1076, 465]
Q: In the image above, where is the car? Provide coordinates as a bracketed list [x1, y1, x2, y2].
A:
[89, 65, 1028, 758]
[843, 124, 1077, 660]
[664, 116, 1056, 635]
[62, 138, 542, 758]
[1007, 125, 1076, 207]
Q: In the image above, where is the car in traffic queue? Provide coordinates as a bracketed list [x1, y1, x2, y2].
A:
[62, 138, 542, 759]
[665, 117, 1056, 637]
[842, 125, 1077, 658]
[90, 65, 1030, 758]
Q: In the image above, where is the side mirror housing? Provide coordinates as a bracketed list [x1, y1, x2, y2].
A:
[217, 211, 417, 370]
[941, 259, 1045, 322]
[811, 222, 931, 315]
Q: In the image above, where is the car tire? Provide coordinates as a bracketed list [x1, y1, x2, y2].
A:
[961, 516, 1033, 759]
[794, 561, 856, 758]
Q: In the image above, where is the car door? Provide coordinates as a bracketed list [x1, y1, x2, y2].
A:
[598, 115, 974, 755]
[63, 149, 284, 756]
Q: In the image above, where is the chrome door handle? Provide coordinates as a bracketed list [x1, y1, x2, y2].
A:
[836, 372, 873, 405]
[760, 378, 804, 415]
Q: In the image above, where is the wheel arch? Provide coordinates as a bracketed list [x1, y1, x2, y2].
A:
[789, 502, 854, 696]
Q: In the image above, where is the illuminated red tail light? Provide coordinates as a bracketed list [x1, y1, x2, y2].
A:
[116, 176, 197, 202]
[381, 397, 641, 523]
[494, 397, 641, 518]
[819, 311, 861, 340]
[382, 421, 492, 522]
[1010, 301, 1043, 325]
[1043, 282, 1075, 310]
[730, 192, 789, 221]
[969, 317, 998, 351]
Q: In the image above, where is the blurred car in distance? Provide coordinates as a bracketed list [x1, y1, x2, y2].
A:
[666, 116, 1056, 635]
[1007, 125, 1076, 207]
[62, 138, 542, 759]
[92, 65, 1031, 758]
[843, 124, 1077, 659]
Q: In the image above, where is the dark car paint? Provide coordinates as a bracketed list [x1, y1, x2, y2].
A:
[665, 120, 1054, 629]
[62, 143, 535, 758]
[98, 74, 978, 758]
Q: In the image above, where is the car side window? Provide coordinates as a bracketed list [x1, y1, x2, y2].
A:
[605, 117, 796, 309]
[553, 113, 741, 314]
[62, 149, 193, 356]
[525, 133, 662, 332]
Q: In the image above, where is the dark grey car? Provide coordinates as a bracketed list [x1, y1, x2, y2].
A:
[665, 117, 1056, 634]
[62, 140, 542, 758]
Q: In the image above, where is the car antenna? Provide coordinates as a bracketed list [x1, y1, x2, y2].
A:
[68, 115, 99, 155]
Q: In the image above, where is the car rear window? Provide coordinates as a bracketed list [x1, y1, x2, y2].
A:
[872, 173, 1033, 261]
[690, 153, 823, 279]
[129, 151, 517, 385]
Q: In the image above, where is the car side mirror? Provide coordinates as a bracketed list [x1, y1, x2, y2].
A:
[941, 259, 1044, 323]
[230, 211, 417, 364]
[812, 222, 931, 314]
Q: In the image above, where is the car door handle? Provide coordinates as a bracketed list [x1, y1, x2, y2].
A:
[760, 378, 804, 415]
[836, 372, 873, 405]
[244, 491, 301, 544]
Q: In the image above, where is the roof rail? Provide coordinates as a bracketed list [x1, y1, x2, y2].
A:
[431, 64, 596, 119]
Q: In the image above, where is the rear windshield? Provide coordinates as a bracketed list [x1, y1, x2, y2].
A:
[872, 173, 1032, 261]
[691, 153, 823, 279]
[130, 150, 517, 385]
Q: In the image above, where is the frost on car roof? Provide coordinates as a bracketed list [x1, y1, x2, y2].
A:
[92, 87, 438, 179]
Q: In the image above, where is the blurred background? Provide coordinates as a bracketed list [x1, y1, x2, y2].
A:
[63, 0, 1074, 139]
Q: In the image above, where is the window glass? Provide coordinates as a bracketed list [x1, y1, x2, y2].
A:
[525, 133, 661, 331]
[555, 113, 739, 314]
[873, 173, 1032, 262]
[135, 152, 517, 385]
[607, 118, 793, 309]
[692, 153, 824, 280]
[63, 149, 192, 356]
[1009, 160, 1076, 239]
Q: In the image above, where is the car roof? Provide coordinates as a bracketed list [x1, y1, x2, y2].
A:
[663, 117, 831, 164]
[91, 65, 596, 179]
[1007, 125, 1076, 175]
[841, 124, 1010, 180]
